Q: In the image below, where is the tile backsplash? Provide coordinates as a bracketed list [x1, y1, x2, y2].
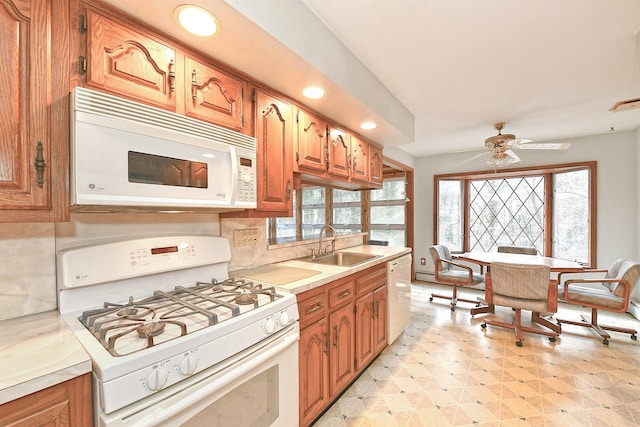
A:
[1, 213, 365, 320]
[0, 223, 56, 320]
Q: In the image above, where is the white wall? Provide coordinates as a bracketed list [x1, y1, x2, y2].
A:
[412, 130, 638, 274]
[384, 146, 416, 169]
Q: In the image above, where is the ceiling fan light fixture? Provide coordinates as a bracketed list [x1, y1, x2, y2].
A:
[486, 152, 516, 169]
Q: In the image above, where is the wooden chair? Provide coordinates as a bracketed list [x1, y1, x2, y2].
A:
[428, 245, 484, 312]
[497, 245, 537, 255]
[556, 259, 639, 345]
[481, 262, 558, 346]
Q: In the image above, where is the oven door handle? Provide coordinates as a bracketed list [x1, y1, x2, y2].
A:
[135, 327, 298, 427]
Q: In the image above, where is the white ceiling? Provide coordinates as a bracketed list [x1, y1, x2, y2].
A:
[102, 0, 640, 157]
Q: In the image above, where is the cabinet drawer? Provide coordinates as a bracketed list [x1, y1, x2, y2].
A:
[329, 280, 355, 308]
[355, 265, 387, 295]
[298, 292, 328, 328]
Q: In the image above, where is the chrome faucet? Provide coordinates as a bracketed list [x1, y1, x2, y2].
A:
[316, 225, 336, 257]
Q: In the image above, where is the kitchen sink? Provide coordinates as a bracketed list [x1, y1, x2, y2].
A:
[298, 252, 380, 267]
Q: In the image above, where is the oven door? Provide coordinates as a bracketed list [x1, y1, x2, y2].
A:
[98, 323, 299, 427]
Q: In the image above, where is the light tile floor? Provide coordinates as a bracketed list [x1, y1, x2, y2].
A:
[314, 282, 640, 426]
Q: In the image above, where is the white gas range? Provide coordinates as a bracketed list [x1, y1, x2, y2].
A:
[57, 235, 299, 426]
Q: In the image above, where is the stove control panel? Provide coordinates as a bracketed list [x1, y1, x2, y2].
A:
[58, 235, 232, 288]
[263, 310, 290, 335]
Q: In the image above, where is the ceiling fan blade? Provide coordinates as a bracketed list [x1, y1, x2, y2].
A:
[515, 142, 570, 150]
[453, 151, 491, 168]
[505, 149, 521, 163]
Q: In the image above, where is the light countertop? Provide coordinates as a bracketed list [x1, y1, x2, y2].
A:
[0, 310, 92, 405]
[0, 245, 410, 406]
[232, 245, 412, 294]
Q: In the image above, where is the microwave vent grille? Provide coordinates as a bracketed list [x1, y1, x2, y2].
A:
[72, 87, 256, 152]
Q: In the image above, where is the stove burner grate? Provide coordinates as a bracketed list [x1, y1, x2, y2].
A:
[77, 277, 284, 356]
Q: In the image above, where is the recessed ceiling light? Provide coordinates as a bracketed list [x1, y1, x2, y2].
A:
[360, 121, 377, 130]
[302, 86, 325, 99]
[174, 5, 219, 37]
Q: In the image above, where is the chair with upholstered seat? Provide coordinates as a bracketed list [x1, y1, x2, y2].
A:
[556, 259, 639, 345]
[481, 262, 558, 346]
[429, 245, 484, 311]
[497, 245, 538, 255]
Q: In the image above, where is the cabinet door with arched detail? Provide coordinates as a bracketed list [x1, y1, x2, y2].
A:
[254, 89, 293, 214]
[86, 9, 176, 111]
[369, 144, 384, 187]
[295, 108, 328, 173]
[327, 126, 351, 179]
[0, 0, 69, 222]
[186, 56, 249, 134]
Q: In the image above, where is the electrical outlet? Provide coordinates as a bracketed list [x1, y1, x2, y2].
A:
[420, 258, 426, 265]
[233, 228, 258, 247]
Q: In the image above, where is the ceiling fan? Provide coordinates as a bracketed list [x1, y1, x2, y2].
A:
[464, 122, 570, 170]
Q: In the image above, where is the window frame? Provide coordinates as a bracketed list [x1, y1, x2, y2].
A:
[368, 177, 408, 246]
[434, 161, 597, 267]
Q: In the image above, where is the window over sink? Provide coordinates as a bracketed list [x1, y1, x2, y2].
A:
[267, 178, 408, 247]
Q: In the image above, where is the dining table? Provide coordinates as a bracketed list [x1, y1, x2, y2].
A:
[453, 251, 584, 332]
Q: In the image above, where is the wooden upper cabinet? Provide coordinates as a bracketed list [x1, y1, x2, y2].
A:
[350, 136, 369, 183]
[186, 56, 247, 133]
[326, 127, 351, 179]
[369, 144, 384, 186]
[86, 9, 177, 111]
[295, 108, 327, 173]
[254, 89, 293, 214]
[0, 0, 69, 222]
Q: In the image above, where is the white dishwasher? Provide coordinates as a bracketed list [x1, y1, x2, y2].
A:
[387, 253, 412, 344]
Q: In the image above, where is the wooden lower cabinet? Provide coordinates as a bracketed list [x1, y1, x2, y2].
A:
[298, 264, 387, 426]
[0, 374, 92, 426]
[329, 303, 355, 396]
[299, 317, 330, 426]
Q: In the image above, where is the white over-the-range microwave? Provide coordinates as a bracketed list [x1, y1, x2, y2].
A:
[70, 87, 257, 212]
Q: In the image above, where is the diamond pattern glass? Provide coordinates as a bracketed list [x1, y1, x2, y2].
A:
[469, 176, 544, 252]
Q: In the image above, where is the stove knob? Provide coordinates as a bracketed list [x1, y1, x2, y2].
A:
[179, 356, 198, 376]
[278, 311, 289, 326]
[147, 368, 169, 391]
[264, 317, 276, 334]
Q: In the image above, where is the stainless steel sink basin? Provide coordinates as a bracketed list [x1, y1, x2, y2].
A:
[299, 252, 380, 267]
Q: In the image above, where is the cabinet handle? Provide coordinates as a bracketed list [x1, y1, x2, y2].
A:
[191, 69, 197, 99]
[286, 180, 292, 200]
[34, 142, 45, 188]
[168, 59, 175, 92]
[324, 141, 330, 171]
[324, 331, 329, 354]
[375, 300, 380, 318]
[338, 290, 351, 299]
[306, 303, 324, 315]
[333, 325, 338, 348]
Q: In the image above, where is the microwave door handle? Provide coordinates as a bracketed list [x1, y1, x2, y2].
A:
[229, 146, 238, 204]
